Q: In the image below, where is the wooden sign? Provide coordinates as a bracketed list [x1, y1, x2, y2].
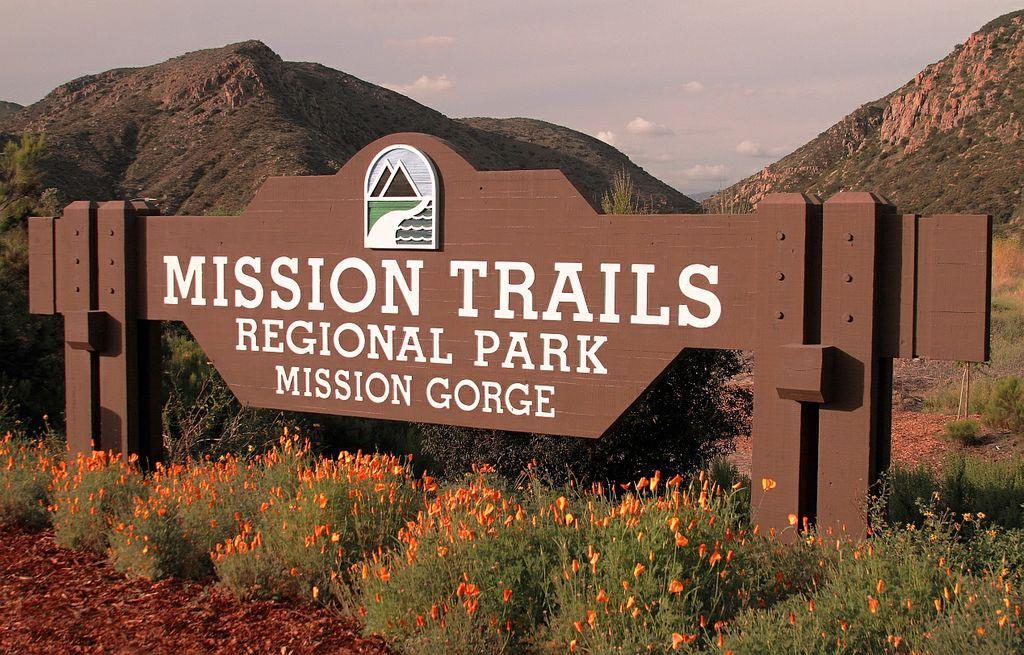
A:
[28, 133, 991, 534]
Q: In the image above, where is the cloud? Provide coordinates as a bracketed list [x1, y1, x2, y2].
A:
[735, 140, 789, 158]
[682, 164, 728, 181]
[633, 151, 674, 163]
[735, 140, 766, 157]
[384, 74, 454, 96]
[595, 130, 617, 146]
[625, 116, 674, 136]
[682, 81, 704, 94]
[384, 35, 456, 49]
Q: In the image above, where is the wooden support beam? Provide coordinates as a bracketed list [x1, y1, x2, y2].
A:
[818, 192, 893, 536]
[96, 201, 163, 465]
[56, 201, 100, 455]
[751, 193, 821, 536]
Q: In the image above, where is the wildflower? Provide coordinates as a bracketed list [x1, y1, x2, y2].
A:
[761, 478, 777, 492]
[788, 513, 798, 526]
[633, 563, 646, 578]
[867, 596, 879, 614]
[668, 580, 685, 594]
[503, 588, 513, 603]
[596, 589, 609, 603]
[671, 633, 696, 649]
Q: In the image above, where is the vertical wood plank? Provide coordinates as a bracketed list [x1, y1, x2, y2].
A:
[750, 193, 821, 535]
[97, 201, 136, 454]
[57, 201, 99, 455]
[914, 214, 992, 362]
[818, 192, 893, 536]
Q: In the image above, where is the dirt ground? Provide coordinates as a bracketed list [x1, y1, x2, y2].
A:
[728, 409, 1021, 477]
[0, 528, 391, 655]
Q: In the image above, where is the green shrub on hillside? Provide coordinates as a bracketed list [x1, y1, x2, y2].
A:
[983, 376, 1024, 433]
[944, 419, 983, 446]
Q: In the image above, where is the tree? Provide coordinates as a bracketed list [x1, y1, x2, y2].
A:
[0, 133, 47, 229]
[0, 135, 64, 432]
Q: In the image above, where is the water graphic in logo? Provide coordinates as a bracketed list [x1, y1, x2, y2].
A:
[364, 145, 439, 250]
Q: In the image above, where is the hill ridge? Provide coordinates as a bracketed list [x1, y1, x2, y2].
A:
[0, 41, 697, 215]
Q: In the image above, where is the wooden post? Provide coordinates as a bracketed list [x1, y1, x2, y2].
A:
[96, 201, 163, 465]
[751, 194, 822, 534]
[56, 201, 100, 454]
[817, 192, 894, 535]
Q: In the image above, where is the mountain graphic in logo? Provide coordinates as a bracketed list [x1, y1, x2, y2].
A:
[364, 145, 439, 250]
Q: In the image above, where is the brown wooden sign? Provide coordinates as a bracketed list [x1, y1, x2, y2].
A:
[28, 133, 991, 534]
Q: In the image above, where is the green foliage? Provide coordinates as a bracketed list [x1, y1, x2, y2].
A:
[0, 436, 1024, 652]
[162, 324, 292, 461]
[886, 454, 1024, 530]
[213, 448, 422, 602]
[359, 472, 576, 654]
[0, 434, 57, 529]
[420, 349, 748, 486]
[982, 376, 1024, 433]
[0, 133, 46, 228]
[944, 419, 982, 446]
[49, 451, 147, 554]
[0, 229, 64, 433]
[724, 517, 1023, 655]
[600, 169, 642, 214]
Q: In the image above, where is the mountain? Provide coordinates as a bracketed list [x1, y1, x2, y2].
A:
[721, 10, 1024, 227]
[457, 117, 698, 212]
[0, 41, 696, 215]
[0, 101, 22, 121]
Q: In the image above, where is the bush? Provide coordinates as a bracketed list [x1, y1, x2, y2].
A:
[982, 376, 1024, 433]
[359, 469, 575, 654]
[887, 455, 1024, 530]
[49, 451, 146, 554]
[0, 434, 56, 529]
[420, 349, 747, 486]
[214, 448, 423, 602]
[944, 419, 983, 446]
[358, 470, 817, 655]
[723, 517, 1024, 654]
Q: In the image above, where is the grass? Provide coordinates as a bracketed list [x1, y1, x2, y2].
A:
[2, 430, 1024, 653]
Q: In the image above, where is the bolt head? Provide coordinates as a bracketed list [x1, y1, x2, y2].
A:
[776, 231, 786, 241]
[844, 232, 854, 242]
[844, 314, 854, 323]
[776, 271, 785, 281]
[776, 311, 785, 320]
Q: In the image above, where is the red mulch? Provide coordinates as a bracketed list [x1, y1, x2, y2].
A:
[728, 410, 1021, 477]
[0, 528, 391, 655]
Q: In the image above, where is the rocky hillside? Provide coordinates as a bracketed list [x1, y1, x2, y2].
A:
[0, 41, 696, 215]
[0, 102, 21, 121]
[721, 10, 1024, 227]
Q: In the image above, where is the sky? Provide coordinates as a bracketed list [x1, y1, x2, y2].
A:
[1, 0, 1020, 194]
